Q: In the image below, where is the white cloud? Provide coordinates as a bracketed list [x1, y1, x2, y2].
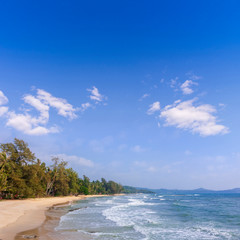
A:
[37, 89, 77, 120]
[0, 90, 8, 117]
[0, 90, 8, 105]
[2, 89, 77, 135]
[23, 94, 49, 124]
[0, 90, 9, 116]
[180, 80, 198, 95]
[0, 107, 8, 116]
[139, 93, 150, 101]
[160, 99, 229, 136]
[87, 86, 106, 102]
[57, 154, 94, 167]
[6, 112, 59, 135]
[81, 102, 91, 112]
[186, 72, 201, 80]
[147, 101, 161, 115]
[0, 87, 106, 136]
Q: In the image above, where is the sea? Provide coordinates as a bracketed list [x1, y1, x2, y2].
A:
[53, 193, 240, 240]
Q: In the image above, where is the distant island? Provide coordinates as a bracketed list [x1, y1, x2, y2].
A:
[130, 187, 240, 194]
[153, 188, 240, 194]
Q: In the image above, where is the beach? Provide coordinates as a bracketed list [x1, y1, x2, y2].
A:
[0, 195, 108, 240]
[1, 192, 240, 239]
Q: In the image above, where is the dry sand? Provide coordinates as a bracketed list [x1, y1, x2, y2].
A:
[0, 195, 109, 240]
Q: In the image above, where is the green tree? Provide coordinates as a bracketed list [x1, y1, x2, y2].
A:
[45, 157, 67, 196]
[0, 139, 124, 199]
[1, 138, 35, 165]
[0, 139, 36, 198]
[0, 152, 9, 194]
[66, 168, 79, 195]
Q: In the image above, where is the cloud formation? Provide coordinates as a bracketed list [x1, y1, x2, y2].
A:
[139, 93, 150, 101]
[6, 112, 59, 135]
[147, 101, 161, 115]
[0, 87, 105, 136]
[23, 94, 50, 124]
[0, 91, 9, 117]
[5, 88, 78, 135]
[37, 89, 77, 120]
[0, 106, 8, 117]
[0, 90, 8, 105]
[0, 87, 106, 135]
[81, 102, 92, 112]
[180, 80, 198, 95]
[145, 72, 228, 137]
[88, 86, 106, 102]
[160, 99, 228, 136]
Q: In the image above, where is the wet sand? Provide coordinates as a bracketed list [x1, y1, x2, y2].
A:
[0, 195, 109, 240]
[15, 203, 71, 240]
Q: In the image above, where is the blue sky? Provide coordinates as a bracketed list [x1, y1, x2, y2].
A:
[1, 0, 240, 190]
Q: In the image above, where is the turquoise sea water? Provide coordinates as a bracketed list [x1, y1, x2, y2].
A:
[55, 193, 240, 239]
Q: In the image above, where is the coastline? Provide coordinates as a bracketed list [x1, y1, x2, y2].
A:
[0, 195, 116, 240]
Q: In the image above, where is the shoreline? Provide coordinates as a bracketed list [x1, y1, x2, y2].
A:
[0, 195, 120, 240]
[15, 201, 77, 240]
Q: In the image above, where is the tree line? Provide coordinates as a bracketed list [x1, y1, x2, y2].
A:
[0, 138, 123, 199]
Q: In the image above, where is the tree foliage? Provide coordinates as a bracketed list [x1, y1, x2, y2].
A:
[0, 138, 123, 199]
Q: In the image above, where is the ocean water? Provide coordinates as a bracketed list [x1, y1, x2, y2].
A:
[55, 193, 240, 240]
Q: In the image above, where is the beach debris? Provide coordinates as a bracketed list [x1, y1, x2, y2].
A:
[21, 235, 38, 239]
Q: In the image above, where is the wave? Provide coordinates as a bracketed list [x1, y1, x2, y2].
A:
[55, 193, 240, 240]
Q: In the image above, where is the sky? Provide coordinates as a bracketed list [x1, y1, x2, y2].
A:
[0, 0, 240, 190]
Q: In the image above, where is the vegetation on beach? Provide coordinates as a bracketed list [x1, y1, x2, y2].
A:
[0, 138, 123, 199]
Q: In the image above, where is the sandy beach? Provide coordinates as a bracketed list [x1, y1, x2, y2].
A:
[0, 195, 108, 240]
